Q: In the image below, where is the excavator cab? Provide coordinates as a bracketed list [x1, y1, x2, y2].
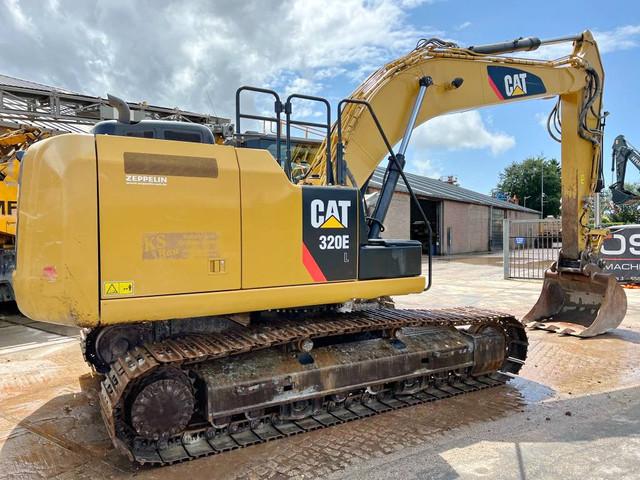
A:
[234, 86, 427, 284]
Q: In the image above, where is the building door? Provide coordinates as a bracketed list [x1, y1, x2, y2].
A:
[490, 208, 505, 250]
[410, 199, 441, 255]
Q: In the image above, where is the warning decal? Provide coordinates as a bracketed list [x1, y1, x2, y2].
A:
[104, 281, 134, 296]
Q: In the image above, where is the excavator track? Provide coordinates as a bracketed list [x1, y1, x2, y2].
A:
[100, 307, 527, 465]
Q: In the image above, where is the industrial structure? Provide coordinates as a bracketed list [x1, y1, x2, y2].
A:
[0, 73, 230, 133]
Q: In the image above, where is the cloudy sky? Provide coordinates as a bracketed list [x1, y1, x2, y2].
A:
[1, 0, 639, 193]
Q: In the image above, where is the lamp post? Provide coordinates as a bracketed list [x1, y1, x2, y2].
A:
[540, 163, 544, 218]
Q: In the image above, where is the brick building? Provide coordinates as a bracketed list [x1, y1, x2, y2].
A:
[368, 168, 540, 255]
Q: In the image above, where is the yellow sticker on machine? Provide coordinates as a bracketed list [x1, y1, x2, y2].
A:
[104, 281, 134, 296]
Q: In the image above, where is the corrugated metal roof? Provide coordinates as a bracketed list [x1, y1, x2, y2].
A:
[369, 167, 539, 214]
[0, 74, 79, 94]
[0, 96, 92, 133]
[0, 73, 228, 134]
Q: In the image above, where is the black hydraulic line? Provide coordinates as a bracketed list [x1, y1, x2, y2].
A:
[336, 91, 434, 291]
[235, 86, 284, 166]
[577, 69, 606, 193]
[285, 94, 332, 183]
[415, 38, 459, 50]
[546, 99, 561, 143]
[578, 69, 602, 142]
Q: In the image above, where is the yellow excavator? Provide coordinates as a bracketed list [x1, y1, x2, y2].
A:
[0, 127, 49, 301]
[12, 31, 624, 464]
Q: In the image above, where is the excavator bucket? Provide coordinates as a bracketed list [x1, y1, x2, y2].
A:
[523, 269, 627, 337]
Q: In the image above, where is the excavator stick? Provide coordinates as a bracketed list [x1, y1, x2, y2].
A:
[523, 269, 626, 337]
[610, 135, 640, 206]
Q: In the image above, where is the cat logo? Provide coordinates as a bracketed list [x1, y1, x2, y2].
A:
[310, 199, 351, 229]
[504, 72, 528, 97]
[487, 66, 546, 100]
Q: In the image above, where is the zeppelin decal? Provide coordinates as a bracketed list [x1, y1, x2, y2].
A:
[487, 66, 546, 100]
[125, 174, 168, 186]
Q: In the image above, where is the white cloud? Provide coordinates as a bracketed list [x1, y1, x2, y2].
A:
[518, 43, 573, 60]
[411, 110, 516, 155]
[593, 25, 640, 53]
[535, 112, 548, 129]
[0, 0, 433, 121]
[410, 158, 441, 177]
[513, 24, 640, 60]
[285, 77, 322, 97]
[399, 0, 437, 6]
[4, 0, 35, 34]
[456, 21, 471, 31]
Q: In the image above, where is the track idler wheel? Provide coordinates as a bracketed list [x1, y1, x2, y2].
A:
[84, 325, 151, 374]
[129, 368, 195, 440]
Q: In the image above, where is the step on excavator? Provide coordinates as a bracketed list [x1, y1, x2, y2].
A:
[13, 31, 624, 464]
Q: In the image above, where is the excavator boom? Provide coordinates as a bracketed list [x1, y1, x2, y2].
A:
[307, 31, 625, 337]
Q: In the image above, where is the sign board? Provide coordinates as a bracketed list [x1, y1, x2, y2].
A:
[515, 237, 526, 246]
[600, 225, 640, 283]
[493, 192, 509, 201]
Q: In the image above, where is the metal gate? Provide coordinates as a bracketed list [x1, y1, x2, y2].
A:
[503, 218, 561, 279]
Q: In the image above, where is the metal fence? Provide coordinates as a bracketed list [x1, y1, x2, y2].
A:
[503, 218, 561, 279]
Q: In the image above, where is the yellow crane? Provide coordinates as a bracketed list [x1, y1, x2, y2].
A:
[12, 31, 623, 464]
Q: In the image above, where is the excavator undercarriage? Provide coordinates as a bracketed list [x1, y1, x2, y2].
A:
[90, 307, 526, 465]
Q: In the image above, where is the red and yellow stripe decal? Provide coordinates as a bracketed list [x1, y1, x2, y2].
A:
[302, 243, 327, 282]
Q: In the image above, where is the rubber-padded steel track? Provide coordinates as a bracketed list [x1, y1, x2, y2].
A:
[100, 307, 527, 465]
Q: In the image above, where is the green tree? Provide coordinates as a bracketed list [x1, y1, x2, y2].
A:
[494, 156, 561, 216]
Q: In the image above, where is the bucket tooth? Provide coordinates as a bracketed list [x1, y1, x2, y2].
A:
[523, 270, 627, 337]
